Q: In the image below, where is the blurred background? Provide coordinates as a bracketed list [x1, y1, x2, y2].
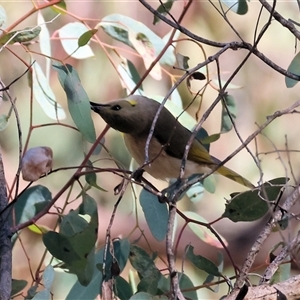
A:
[1, 0, 300, 299]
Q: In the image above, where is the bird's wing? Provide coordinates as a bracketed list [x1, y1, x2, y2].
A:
[153, 120, 215, 165]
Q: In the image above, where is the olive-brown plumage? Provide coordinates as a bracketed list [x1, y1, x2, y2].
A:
[90, 95, 254, 188]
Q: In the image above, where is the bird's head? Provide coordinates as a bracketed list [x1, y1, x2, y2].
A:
[90, 95, 159, 134]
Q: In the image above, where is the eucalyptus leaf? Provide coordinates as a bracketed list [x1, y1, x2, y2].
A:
[139, 189, 168, 241]
[285, 51, 300, 88]
[53, 63, 96, 142]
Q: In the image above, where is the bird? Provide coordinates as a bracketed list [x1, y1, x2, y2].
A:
[90, 95, 254, 189]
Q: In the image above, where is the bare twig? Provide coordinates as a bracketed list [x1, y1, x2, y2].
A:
[259, 231, 300, 284]
[234, 185, 300, 289]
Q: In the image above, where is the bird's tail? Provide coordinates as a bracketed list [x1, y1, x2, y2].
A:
[216, 165, 254, 189]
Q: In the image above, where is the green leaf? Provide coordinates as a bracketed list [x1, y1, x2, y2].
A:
[99, 14, 175, 66]
[221, 94, 237, 133]
[221, 0, 248, 14]
[85, 160, 107, 191]
[186, 245, 221, 276]
[14, 185, 52, 226]
[139, 189, 168, 241]
[78, 29, 98, 47]
[179, 273, 198, 300]
[66, 249, 104, 299]
[53, 63, 96, 142]
[114, 276, 133, 300]
[118, 58, 144, 95]
[223, 177, 287, 222]
[153, 0, 175, 24]
[0, 26, 41, 45]
[129, 245, 161, 294]
[11, 279, 27, 296]
[43, 196, 98, 286]
[285, 51, 300, 88]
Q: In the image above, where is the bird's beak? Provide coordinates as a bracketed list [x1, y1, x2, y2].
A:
[90, 101, 109, 113]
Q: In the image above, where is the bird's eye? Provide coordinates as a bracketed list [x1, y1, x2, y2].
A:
[111, 104, 121, 111]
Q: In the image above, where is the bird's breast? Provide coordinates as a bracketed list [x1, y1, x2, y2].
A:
[123, 134, 211, 179]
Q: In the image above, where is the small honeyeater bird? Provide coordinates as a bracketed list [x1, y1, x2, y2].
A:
[90, 95, 254, 188]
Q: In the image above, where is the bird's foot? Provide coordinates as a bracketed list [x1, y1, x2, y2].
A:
[159, 178, 187, 203]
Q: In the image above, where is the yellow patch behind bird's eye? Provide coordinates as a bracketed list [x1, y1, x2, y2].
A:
[128, 99, 137, 106]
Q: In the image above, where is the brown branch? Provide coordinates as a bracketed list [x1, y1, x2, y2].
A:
[166, 202, 185, 300]
[0, 149, 12, 300]
[234, 185, 300, 289]
[139, 0, 300, 81]
[225, 274, 300, 300]
[260, 230, 300, 284]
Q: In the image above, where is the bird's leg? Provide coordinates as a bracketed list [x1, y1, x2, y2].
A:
[159, 178, 187, 203]
[131, 168, 145, 182]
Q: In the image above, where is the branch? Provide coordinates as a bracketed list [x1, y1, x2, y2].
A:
[225, 274, 300, 300]
[0, 150, 12, 300]
[235, 185, 300, 289]
[139, 0, 300, 81]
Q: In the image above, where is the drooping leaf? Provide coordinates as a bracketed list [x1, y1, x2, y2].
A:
[139, 189, 168, 241]
[186, 245, 221, 277]
[285, 51, 300, 88]
[221, 0, 248, 15]
[53, 63, 96, 143]
[223, 177, 287, 222]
